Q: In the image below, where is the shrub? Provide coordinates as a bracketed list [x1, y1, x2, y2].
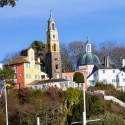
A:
[87, 113, 125, 125]
[73, 72, 84, 83]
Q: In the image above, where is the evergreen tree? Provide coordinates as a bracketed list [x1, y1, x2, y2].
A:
[0, 66, 14, 84]
[73, 72, 84, 85]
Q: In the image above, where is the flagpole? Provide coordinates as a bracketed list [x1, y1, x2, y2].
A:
[5, 84, 8, 125]
[83, 83, 86, 125]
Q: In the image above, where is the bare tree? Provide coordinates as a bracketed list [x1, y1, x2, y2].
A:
[2, 51, 20, 64]
[61, 41, 85, 72]
[68, 41, 85, 66]
[94, 40, 125, 67]
[61, 43, 73, 72]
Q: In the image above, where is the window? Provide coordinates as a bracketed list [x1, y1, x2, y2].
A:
[26, 74, 29, 79]
[34, 64, 36, 69]
[53, 43, 56, 51]
[70, 76, 73, 81]
[26, 74, 31, 79]
[14, 75, 17, 79]
[38, 75, 40, 80]
[30, 51, 34, 60]
[34, 64, 40, 69]
[55, 65, 58, 69]
[122, 73, 123, 76]
[14, 65, 17, 73]
[52, 23, 54, 30]
[25, 63, 30, 68]
[103, 70, 105, 73]
[102, 79, 107, 83]
[35, 75, 37, 79]
[112, 79, 116, 82]
[53, 34, 55, 38]
[123, 78, 125, 82]
[35, 75, 40, 80]
[65, 76, 68, 80]
[113, 70, 115, 73]
[87, 45, 90, 52]
[55, 58, 58, 61]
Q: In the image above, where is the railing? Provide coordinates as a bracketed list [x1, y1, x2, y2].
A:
[104, 96, 125, 108]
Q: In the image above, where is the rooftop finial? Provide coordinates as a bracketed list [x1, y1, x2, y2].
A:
[48, 9, 54, 21]
[87, 36, 89, 41]
[50, 9, 52, 15]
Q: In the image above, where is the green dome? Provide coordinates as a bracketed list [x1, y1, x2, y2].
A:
[77, 53, 100, 66]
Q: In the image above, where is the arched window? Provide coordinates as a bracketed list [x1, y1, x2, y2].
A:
[30, 51, 34, 60]
[87, 45, 90, 52]
[52, 23, 54, 30]
[53, 43, 56, 51]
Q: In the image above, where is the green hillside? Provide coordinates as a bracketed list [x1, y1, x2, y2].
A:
[0, 82, 125, 125]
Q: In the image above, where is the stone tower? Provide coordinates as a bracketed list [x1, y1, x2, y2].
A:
[46, 10, 62, 79]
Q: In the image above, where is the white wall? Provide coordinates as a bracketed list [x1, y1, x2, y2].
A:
[88, 68, 125, 88]
[0, 63, 3, 70]
[27, 81, 70, 91]
[98, 69, 119, 85]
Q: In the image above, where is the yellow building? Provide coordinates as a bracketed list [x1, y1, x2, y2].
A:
[5, 48, 41, 89]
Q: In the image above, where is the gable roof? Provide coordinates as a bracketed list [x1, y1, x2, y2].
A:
[87, 64, 118, 78]
[4, 56, 29, 66]
[120, 67, 125, 72]
[95, 64, 117, 69]
[4, 55, 41, 66]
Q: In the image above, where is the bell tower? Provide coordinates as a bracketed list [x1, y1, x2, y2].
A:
[46, 10, 62, 79]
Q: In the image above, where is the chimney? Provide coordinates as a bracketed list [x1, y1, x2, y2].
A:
[122, 59, 125, 67]
[104, 56, 109, 67]
[37, 58, 40, 63]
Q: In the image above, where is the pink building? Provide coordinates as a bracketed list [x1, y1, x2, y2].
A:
[62, 72, 87, 89]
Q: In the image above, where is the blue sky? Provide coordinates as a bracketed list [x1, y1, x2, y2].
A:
[0, 0, 125, 61]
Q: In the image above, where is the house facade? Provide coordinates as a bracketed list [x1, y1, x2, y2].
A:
[62, 72, 87, 89]
[88, 61, 125, 90]
[27, 78, 72, 91]
[4, 48, 41, 89]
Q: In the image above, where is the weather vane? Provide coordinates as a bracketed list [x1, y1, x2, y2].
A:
[50, 9, 52, 14]
[87, 36, 89, 41]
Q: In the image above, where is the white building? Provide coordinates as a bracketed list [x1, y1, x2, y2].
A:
[77, 38, 125, 90]
[27, 78, 75, 91]
[87, 58, 125, 90]
[0, 63, 3, 70]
